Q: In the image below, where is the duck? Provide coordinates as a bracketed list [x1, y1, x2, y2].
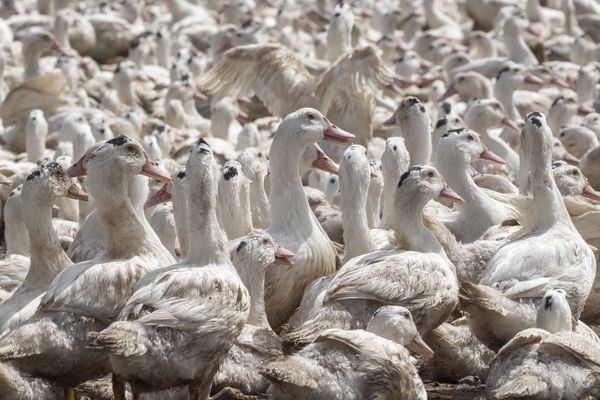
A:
[0, 136, 174, 396]
[436, 128, 516, 243]
[326, 3, 354, 62]
[0, 184, 30, 293]
[264, 108, 353, 329]
[284, 165, 461, 347]
[486, 288, 600, 399]
[262, 306, 430, 400]
[462, 112, 596, 351]
[0, 162, 88, 332]
[214, 230, 294, 395]
[439, 71, 494, 103]
[218, 160, 253, 240]
[503, 15, 539, 67]
[87, 138, 249, 400]
[383, 97, 431, 166]
[366, 160, 383, 229]
[236, 148, 270, 230]
[558, 124, 598, 158]
[24, 109, 48, 163]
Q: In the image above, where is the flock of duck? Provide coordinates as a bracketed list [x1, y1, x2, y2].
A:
[0, 0, 600, 399]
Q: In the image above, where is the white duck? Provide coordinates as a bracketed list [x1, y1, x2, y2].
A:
[215, 230, 294, 395]
[437, 128, 515, 243]
[236, 148, 270, 230]
[0, 136, 174, 397]
[219, 160, 253, 240]
[462, 112, 596, 351]
[383, 97, 431, 166]
[0, 162, 87, 331]
[486, 288, 600, 399]
[326, 3, 354, 62]
[88, 139, 249, 400]
[24, 109, 47, 163]
[265, 108, 353, 329]
[284, 165, 462, 347]
[0, 185, 30, 293]
[263, 306, 430, 400]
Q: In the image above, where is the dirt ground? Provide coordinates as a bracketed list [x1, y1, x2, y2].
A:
[425, 382, 486, 399]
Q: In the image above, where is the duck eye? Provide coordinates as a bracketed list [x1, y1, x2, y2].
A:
[467, 135, 474, 140]
[427, 171, 434, 178]
[572, 170, 579, 175]
[262, 239, 269, 245]
[307, 114, 315, 120]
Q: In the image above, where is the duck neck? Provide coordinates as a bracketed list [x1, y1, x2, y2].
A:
[504, 21, 528, 58]
[4, 198, 30, 256]
[220, 178, 253, 240]
[238, 262, 271, 329]
[398, 124, 431, 166]
[394, 195, 445, 256]
[172, 183, 189, 258]
[381, 161, 402, 229]
[22, 193, 71, 286]
[23, 50, 40, 79]
[88, 168, 150, 258]
[341, 175, 373, 260]
[530, 160, 572, 231]
[269, 137, 314, 234]
[547, 108, 571, 135]
[250, 171, 270, 229]
[366, 179, 382, 228]
[212, 115, 232, 140]
[185, 169, 229, 264]
[438, 153, 492, 210]
[494, 84, 520, 120]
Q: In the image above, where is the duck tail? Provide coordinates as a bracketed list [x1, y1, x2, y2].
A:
[282, 306, 353, 350]
[490, 375, 547, 399]
[86, 321, 147, 357]
[459, 281, 508, 316]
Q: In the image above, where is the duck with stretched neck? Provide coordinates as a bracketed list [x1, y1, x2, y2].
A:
[219, 160, 253, 240]
[266, 108, 354, 330]
[215, 230, 294, 394]
[236, 148, 270, 230]
[383, 97, 432, 166]
[0, 136, 174, 397]
[0, 162, 88, 331]
[461, 112, 596, 351]
[88, 139, 249, 400]
[437, 128, 515, 243]
[283, 165, 461, 347]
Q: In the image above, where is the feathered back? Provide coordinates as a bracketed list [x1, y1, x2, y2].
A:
[198, 44, 315, 116]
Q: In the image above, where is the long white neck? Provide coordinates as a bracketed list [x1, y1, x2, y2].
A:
[21, 190, 71, 287]
[268, 137, 314, 235]
[237, 260, 270, 329]
[381, 157, 404, 229]
[394, 193, 446, 257]
[536, 300, 571, 333]
[327, 18, 353, 61]
[547, 107, 572, 135]
[494, 85, 521, 120]
[504, 20, 530, 60]
[185, 165, 229, 264]
[219, 178, 253, 240]
[249, 170, 270, 229]
[4, 194, 30, 256]
[398, 125, 431, 166]
[23, 48, 40, 79]
[341, 175, 373, 261]
[211, 114, 233, 140]
[26, 125, 46, 163]
[172, 180, 189, 258]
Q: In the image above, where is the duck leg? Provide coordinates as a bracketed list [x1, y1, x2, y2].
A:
[112, 375, 126, 400]
[65, 387, 76, 400]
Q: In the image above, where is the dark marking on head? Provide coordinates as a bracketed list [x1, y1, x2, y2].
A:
[544, 295, 553, 310]
[496, 66, 510, 81]
[392, 145, 397, 151]
[398, 166, 422, 187]
[236, 240, 247, 253]
[418, 105, 426, 113]
[329, 177, 336, 183]
[224, 166, 238, 181]
[441, 102, 451, 114]
[552, 161, 562, 169]
[447, 127, 466, 134]
[107, 136, 129, 146]
[26, 169, 41, 181]
[435, 118, 448, 129]
[406, 97, 420, 108]
[155, 125, 166, 134]
[551, 96, 564, 108]
[176, 169, 186, 179]
[181, 73, 190, 81]
[528, 112, 543, 127]
[130, 38, 140, 49]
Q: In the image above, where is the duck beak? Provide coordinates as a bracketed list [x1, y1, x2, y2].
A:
[550, 76, 571, 88]
[468, 165, 480, 177]
[582, 182, 600, 201]
[67, 156, 87, 178]
[0, 174, 12, 186]
[382, 115, 396, 126]
[141, 156, 173, 184]
[312, 148, 339, 175]
[437, 85, 457, 102]
[524, 73, 544, 85]
[480, 148, 506, 164]
[67, 183, 90, 201]
[525, 24, 540, 36]
[501, 116, 520, 132]
[144, 183, 172, 209]
[407, 335, 434, 358]
[578, 104, 595, 115]
[193, 91, 208, 101]
[370, 169, 380, 178]
[274, 245, 295, 265]
[420, 59, 433, 69]
[323, 119, 355, 144]
[563, 152, 580, 164]
[439, 183, 465, 204]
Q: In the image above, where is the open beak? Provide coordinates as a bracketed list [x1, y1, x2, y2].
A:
[0, 174, 12, 186]
[550, 76, 571, 88]
[141, 156, 173, 183]
[67, 156, 87, 178]
[582, 182, 600, 201]
[312, 148, 339, 175]
[144, 183, 172, 209]
[66, 183, 90, 201]
[274, 245, 295, 265]
[524, 73, 544, 85]
[563, 152, 580, 164]
[323, 119, 355, 144]
[501, 116, 520, 132]
[407, 335, 434, 358]
[439, 183, 465, 204]
[578, 104, 595, 115]
[480, 148, 506, 164]
[437, 85, 457, 102]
